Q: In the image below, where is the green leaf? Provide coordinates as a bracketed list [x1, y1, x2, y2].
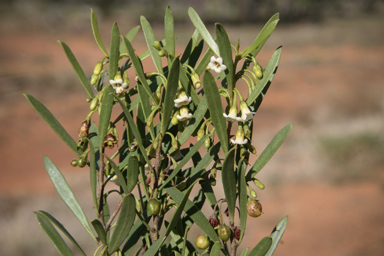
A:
[248, 236, 272, 256]
[246, 47, 282, 105]
[221, 147, 236, 225]
[104, 154, 128, 194]
[24, 94, 80, 156]
[164, 180, 197, 237]
[141, 16, 163, 74]
[210, 242, 222, 256]
[122, 36, 157, 104]
[188, 7, 220, 56]
[162, 57, 180, 135]
[160, 134, 208, 190]
[238, 160, 248, 244]
[120, 25, 141, 53]
[265, 216, 288, 256]
[126, 155, 139, 193]
[35, 212, 74, 256]
[36, 211, 85, 256]
[109, 22, 120, 80]
[98, 85, 114, 150]
[240, 247, 249, 256]
[241, 13, 279, 58]
[246, 124, 293, 181]
[165, 6, 175, 56]
[89, 139, 98, 214]
[137, 79, 155, 139]
[108, 194, 136, 254]
[91, 219, 107, 245]
[58, 41, 94, 98]
[202, 70, 229, 154]
[121, 215, 149, 255]
[143, 237, 166, 256]
[178, 64, 200, 106]
[165, 187, 220, 242]
[215, 23, 234, 95]
[91, 9, 108, 56]
[43, 156, 96, 241]
[195, 48, 214, 75]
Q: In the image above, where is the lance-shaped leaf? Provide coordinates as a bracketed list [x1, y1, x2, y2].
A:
[221, 147, 236, 225]
[246, 124, 293, 181]
[35, 212, 74, 256]
[104, 154, 128, 194]
[122, 36, 157, 104]
[240, 248, 249, 256]
[164, 179, 199, 237]
[246, 47, 282, 105]
[202, 70, 229, 154]
[91, 9, 108, 56]
[248, 236, 272, 256]
[164, 6, 175, 56]
[143, 237, 167, 256]
[210, 242, 222, 256]
[91, 219, 107, 245]
[238, 160, 248, 244]
[141, 16, 163, 74]
[179, 64, 200, 106]
[120, 25, 141, 53]
[89, 139, 98, 214]
[108, 194, 136, 254]
[35, 211, 86, 256]
[43, 156, 95, 241]
[241, 13, 279, 58]
[24, 94, 80, 156]
[216, 23, 234, 96]
[98, 85, 114, 150]
[162, 57, 180, 135]
[58, 41, 94, 98]
[126, 155, 139, 193]
[121, 214, 150, 255]
[109, 22, 120, 80]
[265, 216, 288, 256]
[165, 187, 220, 242]
[188, 7, 219, 56]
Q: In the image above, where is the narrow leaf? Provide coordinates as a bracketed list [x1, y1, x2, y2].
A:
[126, 155, 139, 193]
[265, 216, 288, 256]
[109, 22, 120, 80]
[246, 124, 293, 181]
[238, 160, 248, 244]
[98, 86, 114, 150]
[143, 237, 166, 256]
[104, 154, 128, 194]
[179, 64, 200, 106]
[246, 47, 282, 105]
[221, 147, 236, 225]
[202, 70, 229, 154]
[24, 94, 80, 156]
[36, 211, 85, 255]
[35, 212, 74, 256]
[89, 139, 98, 214]
[162, 57, 179, 135]
[141, 16, 163, 74]
[248, 236, 272, 256]
[165, 6, 175, 56]
[58, 41, 94, 98]
[43, 156, 95, 241]
[166, 187, 220, 242]
[91, 9, 108, 56]
[91, 219, 107, 245]
[108, 194, 136, 254]
[210, 242, 222, 256]
[188, 7, 219, 56]
[120, 25, 141, 53]
[240, 248, 249, 256]
[216, 23, 234, 95]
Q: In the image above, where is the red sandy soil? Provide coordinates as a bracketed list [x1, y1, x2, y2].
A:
[1, 17, 384, 256]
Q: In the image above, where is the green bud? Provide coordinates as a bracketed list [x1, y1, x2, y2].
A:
[243, 125, 251, 139]
[197, 128, 205, 141]
[77, 138, 88, 151]
[253, 179, 265, 190]
[90, 74, 99, 85]
[70, 159, 78, 167]
[204, 137, 211, 149]
[158, 49, 167, 57]
[171, 111, 179, 126]
[248, 185, 257, 199]
[93, 61, 103, 75]
[77, 157, 87, 168]
[209, 177, 216, 186]
[210, 168, 217, 179]
[253, 64, 263, 79]
[153, 41, 162, 50]
[191, 72, 201, 89]
[129, 142, 139, 152]
[89, 97, 99, 111]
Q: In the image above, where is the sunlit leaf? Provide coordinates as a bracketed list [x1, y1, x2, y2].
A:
[98, 85, 114, 150]
[248, 236, 272, 256]
[165, 6, 175, 56]
[265, 216, 288, 256]
[221, 147, 236, 224]
[238, 160, 248, 244]
[141, 16, 163, 74]
[210, 242, 222, 256]
[91, 9, 108, 56]
[216, 23, 234, 95]
[104, 154, 128, 194]
[143, 237, 166, 256]
[120, 25, 141, 53]
[109, 22, 120, 80]
[88, 139, 98, 214]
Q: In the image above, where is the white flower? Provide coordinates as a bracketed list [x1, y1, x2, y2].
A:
[231, 124, 248, 145]
[109, 78, 128, 94]
[223, 105, 242, 122]
[174, 91, 192, 108]
[208, 56, 227, 73]
[108, 175, 121, 186]
[240, 101, 256, 121]
[176, 106, 193, 121]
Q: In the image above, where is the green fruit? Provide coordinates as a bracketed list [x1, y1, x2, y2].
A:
[147, 199, 161, 216]
[247, 200, 262, 218]
[217, 224, 231, 242]
[195, 234, 210, 250]
[77, 157, 87, 168]
[70, 159, 78, 167]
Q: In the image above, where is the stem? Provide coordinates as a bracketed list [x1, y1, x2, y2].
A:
[105, 197, 124, 232]
[230, 239, 238, 256]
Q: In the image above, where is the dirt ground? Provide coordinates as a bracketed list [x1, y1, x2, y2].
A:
[1, 14, 384, 256]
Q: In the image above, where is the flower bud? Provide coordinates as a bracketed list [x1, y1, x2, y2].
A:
[210, 168, 217, 179]
[93, 61, 103, 75]
[77, 157, 87, 168]
[191, 72, 201, 89]
[197, 127, 205, 141]
[90, 74, 99, 86]
[243, 125, 251, 139]
[171, 111, 179, 126]
[103, 134, 117, 149]
[253, 64, 263, 79]
[158, 49, 167, 57]
[208, 177, 216, 186]
[153, 41, 162, 50]
[204, 137, 211, 149]
[70, 159, 78, 167]
[89, 97, 99, 111]
[248, 185, 257, 199]
[253, 179, 265, 190]
[77, 137, 88, 151]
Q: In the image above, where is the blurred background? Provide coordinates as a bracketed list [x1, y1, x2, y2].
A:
[1, 0, 384, 255]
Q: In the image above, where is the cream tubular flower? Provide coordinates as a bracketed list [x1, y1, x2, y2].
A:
[108, 175, 121, 186]
[231, 124, 248, 145]
[109, 77, 128, 94]
[240, 101, 256, 121]
[223, 105, 242, 122]
[174, 91, 192, 108]
[176, 106, 193, 122]
[208, 56, 227, 73]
